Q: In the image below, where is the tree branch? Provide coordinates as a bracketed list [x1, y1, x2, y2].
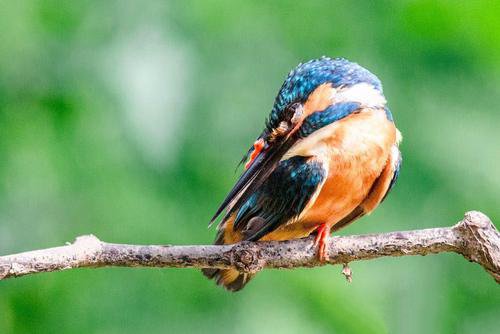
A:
[0, 211, 498, 283]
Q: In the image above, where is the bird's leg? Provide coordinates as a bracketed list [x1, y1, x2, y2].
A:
[313, 223, 331, 262]
[244, 138, 265, 170]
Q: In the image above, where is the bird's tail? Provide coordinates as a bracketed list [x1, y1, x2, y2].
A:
[202, 219, 255, 292]
[201, 267, 254, 292]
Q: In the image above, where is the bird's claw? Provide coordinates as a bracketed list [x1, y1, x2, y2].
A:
[313, 223, 331, 262]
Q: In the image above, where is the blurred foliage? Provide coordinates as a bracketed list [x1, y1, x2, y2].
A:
[0, 1, 499, 333]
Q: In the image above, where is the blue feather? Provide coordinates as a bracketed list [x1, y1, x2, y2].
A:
[298, 102, 361, 138]
[232, 156, 326, 240]
[267, 57, 382, 132]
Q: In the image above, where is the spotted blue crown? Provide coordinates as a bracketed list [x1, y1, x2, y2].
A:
[266, 57, 384, 131]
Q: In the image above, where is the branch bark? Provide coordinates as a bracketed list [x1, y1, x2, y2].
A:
[0, 211, 498, 283]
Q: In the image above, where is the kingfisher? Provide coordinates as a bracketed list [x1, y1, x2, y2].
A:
[203, 57, 402, 291]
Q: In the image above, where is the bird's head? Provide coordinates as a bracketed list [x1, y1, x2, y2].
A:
[240, 57, 391, 168]
[265, 57, 388, 143]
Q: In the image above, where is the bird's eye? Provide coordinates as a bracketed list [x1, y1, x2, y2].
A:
[288, 102, 301, 112]
[283, 102, 299, 120]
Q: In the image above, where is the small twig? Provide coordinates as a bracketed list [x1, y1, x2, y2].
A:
[0, 211, 498, 283]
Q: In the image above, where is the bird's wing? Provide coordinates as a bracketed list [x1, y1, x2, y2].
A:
[380, 147, 402, 203]
[210, 101, 361, 225]
[231, 155, 327, 241]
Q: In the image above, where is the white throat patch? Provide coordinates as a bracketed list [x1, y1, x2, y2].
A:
[332, 83, 386, 108]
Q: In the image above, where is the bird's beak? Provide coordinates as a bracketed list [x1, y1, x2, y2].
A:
[210, 136, 295, 224]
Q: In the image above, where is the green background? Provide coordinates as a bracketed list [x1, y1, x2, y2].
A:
[0, 1, 499, 333]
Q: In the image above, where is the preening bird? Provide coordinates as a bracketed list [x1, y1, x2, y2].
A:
[203, 57, 402, 291]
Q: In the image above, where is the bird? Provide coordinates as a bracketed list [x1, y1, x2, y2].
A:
[202, 56, 402, 291]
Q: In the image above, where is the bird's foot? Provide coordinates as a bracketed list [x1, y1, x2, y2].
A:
[244, 138, 265, 169]
[313, 223, 331, 262]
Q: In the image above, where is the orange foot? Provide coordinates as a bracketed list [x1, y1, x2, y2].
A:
[313, 223, 331, 262]
[244, 138, 265, 170]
